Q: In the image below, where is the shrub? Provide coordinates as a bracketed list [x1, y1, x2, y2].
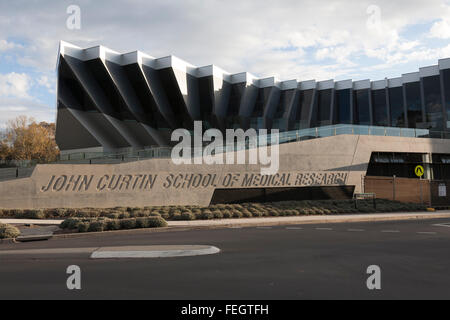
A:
[120, 218, 137, 229]
[146, 217, 168, 228]
[60, 218, 81, 230]
[197, 210, 213, 220]
[23, 209, 45, 219]
[0, 223, 20, 239]
[119, 212, 130, 219]
[105, 219, 121, 231]
[212, 210, 223, 219]
[222, 210, 232, 218]
[232, 211, 243, 218]
[77, 222, 89, 233]
[135, 217, 149, 228]
[180, 212, 195, 220]
[88, 221, 105, 232]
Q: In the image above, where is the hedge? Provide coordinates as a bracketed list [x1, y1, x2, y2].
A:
[1, 199, 428, 222]
[59, 216, 168, 233]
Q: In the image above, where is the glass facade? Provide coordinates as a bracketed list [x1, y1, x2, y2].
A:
[294, 89, 314, 129]
[158, 68, 192, 129]
[442, 69, 450, 129]
[333, 89, 351, 124]
[123, 63, 169, 129]
[404, 81, 423, 128]
[353, 89, 370, 125]
[371, 89, 388, 126]
[388, 87, 405, 127]
[272, 89, 294, 131]
[423, 75, 443, 131]
[367, 152, 425, 179]
[58, 57, 97, 113]
[311, 89, 332, 127]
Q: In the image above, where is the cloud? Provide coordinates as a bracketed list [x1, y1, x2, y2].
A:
[0, 0, 450, 126]
[0, 72, 31, 99]
[430, 19, 450, 39]
[0, 97, 55, 128]
[0, 39, 22, 51]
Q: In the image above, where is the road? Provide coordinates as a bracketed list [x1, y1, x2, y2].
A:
[1, 218, 450, 299]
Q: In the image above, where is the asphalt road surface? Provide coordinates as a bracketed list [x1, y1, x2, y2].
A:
[1, 218, 450, 300]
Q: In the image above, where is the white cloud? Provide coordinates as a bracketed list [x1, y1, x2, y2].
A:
[37, 74, 56, 94]
[0, 97, 54, 128]
[430, 19, 450, 39]
[0, 39, 21, 51]
[0, 0, 450, 126]
[0, 72, 31, 99]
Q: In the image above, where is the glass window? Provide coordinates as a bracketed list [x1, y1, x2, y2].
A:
[58, 57, 97, 113]
[333, 89, 351, 124]
[388, 87, 405, 127]
[311, 89, 332, 127]
[198, 76, 214, 120]
[371, 89, 388, 126]
[294, 89, 314, 129]
[353, 89, 370, 125]
[441, 69, 450, 129]
[423, 75, 443, 131]
[274, 89, 294, 119]
[123, 63, 169, 129]
[252, 87, 272, 117]
[404, 82, 423, 128]
[227, 83, 245, 116]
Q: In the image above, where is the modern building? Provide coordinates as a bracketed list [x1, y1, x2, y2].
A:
[2, 41, 450, 209]
[56, 41, 450, 155]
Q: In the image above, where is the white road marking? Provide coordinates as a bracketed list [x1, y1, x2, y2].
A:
[381, 230, 400, 233]
[432, 223, 450, 228]
[90, 246, 220, 259]
[347, 229, 365, 232]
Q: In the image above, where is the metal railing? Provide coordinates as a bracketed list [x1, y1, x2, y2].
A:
[56, 124, 450, 164]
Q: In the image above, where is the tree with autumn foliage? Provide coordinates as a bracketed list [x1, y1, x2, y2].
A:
[0, 116, 59, 163]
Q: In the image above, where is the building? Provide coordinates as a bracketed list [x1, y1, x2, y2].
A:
[1, 41, 450, 209]
[56, 41, 450, 155]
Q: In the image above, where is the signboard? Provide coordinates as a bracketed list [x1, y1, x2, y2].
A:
[439, 183, 447, 197]
[415, 165, 424, 178]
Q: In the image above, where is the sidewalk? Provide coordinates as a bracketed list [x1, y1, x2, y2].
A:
[1, 211, 450, 228]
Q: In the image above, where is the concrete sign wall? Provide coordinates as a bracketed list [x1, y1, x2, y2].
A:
[1, 135, 449, 209]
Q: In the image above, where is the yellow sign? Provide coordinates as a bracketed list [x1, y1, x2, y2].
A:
[415, 165, 424, 177]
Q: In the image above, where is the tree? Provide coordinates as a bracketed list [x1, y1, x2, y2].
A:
[0, 116, 59, 163]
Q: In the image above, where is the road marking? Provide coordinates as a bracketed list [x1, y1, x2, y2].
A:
[381, 230, 400, 233]
[417, 232, 437, 235]
[91, 245, 220, 259]
[347, 229, 365, 232]
[285, 227, 303, 230]
[432, 223, 450, 228]
[316, 227, 333, 231]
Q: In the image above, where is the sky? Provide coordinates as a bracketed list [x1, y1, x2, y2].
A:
[1, 0, 450, 127]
